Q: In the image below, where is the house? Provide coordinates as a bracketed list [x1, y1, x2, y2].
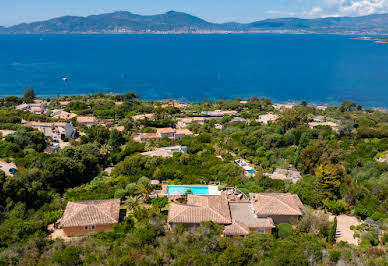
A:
[308, 121, 339, 132]
[176, 117, 207, 129]
[110, 126, 125, 132]
[224, 202, 275, 236]
[135, 128, 194, 142]
[59, 101, 71, 106]
[272, 103, 296, 110]
[51, 109, 77, 120]
[202, 110, 238, 117]
[174, 129, 194, 139]
[157, 127, 175, 138]
[249, 193, 303, 224]
[0, 130, 16, 138]
[231, 117, 249, 123]
[16, 103, 46, 114]
[137, 133, 161, 143]
[264, 167, 301, 183]
[59, 199, 121, 237]
[141, 146, 187, 158]
[256, 114, 279, 124]
[316, 106, 328, 111]
[131, 114, 154, 121]
[26, 121, 77, 140]
[115, 101, 123, 106]
[235, 159, 256, 176]
[167, 194, 231, 230]
[77, 116, 97, 127]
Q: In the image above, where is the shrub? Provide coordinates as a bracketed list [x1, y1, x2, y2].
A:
[277, 223, 293, 239]
[361, 231, 379, 246]
[382, 232, 388, 245]
[328, 217, 337, 243]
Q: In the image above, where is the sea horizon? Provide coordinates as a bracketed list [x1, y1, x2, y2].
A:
[1, 33, 388, 108]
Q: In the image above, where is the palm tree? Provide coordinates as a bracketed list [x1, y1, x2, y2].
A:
[124, 195, 143, 212]
[137, 176, 153, 202]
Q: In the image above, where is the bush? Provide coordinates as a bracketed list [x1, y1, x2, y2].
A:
[328, 217, 337, 243]
[361, 231, 379, 246]
[382, 233, 388, 245]
[277, 223, 293, 239]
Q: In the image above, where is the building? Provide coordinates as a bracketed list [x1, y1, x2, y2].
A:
[167, 193, 301, 237]
[59, 199, 121, 237]
[51, 109, 78, 120]
[157, 127, 175, 138]
[135, 128, 194, 142]
[308, 121, 340, 132]
[235, 159, 256, 176]
[0, 130, 16, 138]
[132, 114, 154, 121]
[59, 101, 71, 106]
[174, 129, 194, 139]
[264, 167, 301, 183]
[202, 110, 238, 117]
[224, 202, 275, 236]
[16, 103, 46, 114]
[249, 193, 303, 224]
[77, 116, 97, 127]
[137, 133, 161, 143]
[167, 194, 232, 230]
[256, 114, 279, 124]
[141, 146, 187, 158]
[176, 117, 207, 129]
[272, 103, 296, 110]
[26, 121, 77, 140]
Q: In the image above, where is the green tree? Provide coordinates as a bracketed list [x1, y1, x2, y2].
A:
[277, 223, 293, 239]
[151, 196, 168, 212]
[315, 164, 342, 195]
[23, 87, 35, 103]
[339, 101, 356, 112]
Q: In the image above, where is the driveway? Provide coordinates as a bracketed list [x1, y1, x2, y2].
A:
[330, 214, 362, 245]
[0, 160, 17, 176]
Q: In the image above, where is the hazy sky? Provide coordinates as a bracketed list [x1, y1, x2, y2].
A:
[1, 0, 388, 26]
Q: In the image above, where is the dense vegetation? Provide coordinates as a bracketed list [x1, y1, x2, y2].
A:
[0, 92, 387, 265]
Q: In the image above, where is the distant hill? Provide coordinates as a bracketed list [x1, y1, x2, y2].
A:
[1, 11, 388, 34]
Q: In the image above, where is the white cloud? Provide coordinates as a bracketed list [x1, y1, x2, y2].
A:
[307, 0, 388, 17]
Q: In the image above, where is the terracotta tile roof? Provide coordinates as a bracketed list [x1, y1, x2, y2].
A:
[27, 121, 53, 127]
[157, 127, 175, 134]
[167, 194, 231, 225]
[60, 199, 120, 227]
[140, 133, 160, 139]
[308, 122, 339, 128]
[131, 114, 154, 121]
[223, 220, 250, 235]
[249, 193, 303, 217]
[77, 116, 97, 123]
[141, 150, 173, 158]
[175, 129, 193, 135]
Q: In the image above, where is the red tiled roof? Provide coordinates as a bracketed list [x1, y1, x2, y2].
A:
[167, 194, 231, 225]
[60, 199, 120, 227]
[249, 193, 303, 217]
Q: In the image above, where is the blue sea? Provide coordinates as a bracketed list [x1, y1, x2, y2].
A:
[0, 34, 388, 107]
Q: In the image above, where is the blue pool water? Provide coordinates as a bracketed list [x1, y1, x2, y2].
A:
[1, 34, 388, 107]
[247, 169, 256, 175]
[167, 185, 209, 195]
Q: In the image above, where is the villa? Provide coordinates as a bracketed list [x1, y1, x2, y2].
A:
[176, 117, 208, 129]
[256, 114, 279, 124]
[131, 114, 154, 121]
[202, 110, 238, 117]
[26, 121, 77, 140]
[235, 159, 256, 176]
[272, 103, 296, 110]
[16, 103, 46, 114]
[167, 192, 303, 237]
[77, 116, 97, 127]
[136, 128, 194, 142]
[0, 130, 16, 138]
[308, 121, 340, 132]
[59, 199, 121, 237]
[141, 145, 188, 158]
[51, 109, 78, 120]
[264, 167, 301, 183]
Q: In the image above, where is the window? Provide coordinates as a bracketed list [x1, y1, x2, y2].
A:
[256, 229, 265, 233]
[91, 225, 96, 230]
[84, 226, 89, 230]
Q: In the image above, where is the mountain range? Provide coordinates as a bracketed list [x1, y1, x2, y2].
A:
[1, 11, 388, 34]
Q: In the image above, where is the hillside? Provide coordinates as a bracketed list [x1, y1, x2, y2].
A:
[1, 11, 388, 34]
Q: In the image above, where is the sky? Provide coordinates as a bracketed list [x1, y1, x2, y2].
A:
[1, 0, 388, 26]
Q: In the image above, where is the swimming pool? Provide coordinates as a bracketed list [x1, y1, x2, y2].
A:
[166, 185, 210, 195]
[247, 169, 256, 175]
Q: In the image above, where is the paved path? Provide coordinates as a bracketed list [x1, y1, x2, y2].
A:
[0, 160, 17, 176]
[329, 214, 361, 245]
